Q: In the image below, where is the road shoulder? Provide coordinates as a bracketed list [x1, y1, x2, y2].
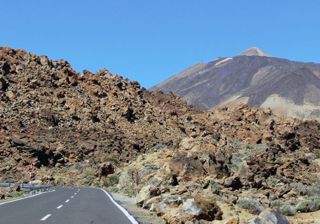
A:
[110, 192, 166, 224]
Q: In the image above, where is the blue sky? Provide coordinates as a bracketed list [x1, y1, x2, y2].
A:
[2, 1, 320, 88]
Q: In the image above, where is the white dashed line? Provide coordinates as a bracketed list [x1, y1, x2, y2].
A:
[71, 196, 74, 198]
[65, 199, 70, 203]
[74, 193, 77, 195]
[40, 214, 51, 221]
[57, 205, 63, 209]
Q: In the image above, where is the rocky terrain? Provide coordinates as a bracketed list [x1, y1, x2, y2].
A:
[150, 47, 320, 122]
[1, 46, 320, 223]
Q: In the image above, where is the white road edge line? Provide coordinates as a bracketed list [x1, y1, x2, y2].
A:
[40, 214, 51, 221]
[65, 199, 70, 203]
[57, 205, 63, 209]
[0, 190, 56, 206]
[101, 188, 138, 224]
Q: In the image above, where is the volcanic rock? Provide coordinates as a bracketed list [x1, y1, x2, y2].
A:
[150, 48, 320, 121]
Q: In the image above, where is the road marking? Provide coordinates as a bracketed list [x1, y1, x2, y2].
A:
[57, 205, 63, 209]
[74, 193, 77, 195]
[71, 196, 74, 198]
[40, 214, 51, 221]
[65, 199, 70, 203]
[101, 189, 138, 224]
[0, 190, 56, 206]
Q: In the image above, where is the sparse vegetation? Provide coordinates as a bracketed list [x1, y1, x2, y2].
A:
[210, 180, 222, 194]
[314, 149, 320, 159]
[124, 188, 136, 197]
[271, 197, 320, 215]
[290, 182, 320, 197]
[206, 194, 220, 201]
[68, 179, 75, 185]
[83, 169, 96, 184]
[161, 194, 180, 201]
[7, 191, 24, 198]
[102, 174, 119, 187]
[71, 163, 89, 170]
[52, 167, 67, 174]
[163, 172, 173, 181]
[237, 197, 265, 214]
[4, 178, 16, 183]
[266, 177, 277, 187]
[106, 186, 119, 193]
[103, 157, 120, 165]
[271, 200, 297, 216]
[109, 174, 119, 185]
[228, 143, 267, 174]
[296, 199, 320, 213]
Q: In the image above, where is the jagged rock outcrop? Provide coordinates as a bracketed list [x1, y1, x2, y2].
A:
[0, 46, 208, 184]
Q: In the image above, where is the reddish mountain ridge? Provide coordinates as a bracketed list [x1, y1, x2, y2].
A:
[150, 47, 320, 121]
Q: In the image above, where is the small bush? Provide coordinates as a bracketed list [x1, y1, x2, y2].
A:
[124, 188, 136, 197]
[290, 182, 300, 189]
[52, 167, 68, 174]
[296, 200, 320, 212]
[314, 149, 320, 159]
[210, 180, 222, 194]
[106, 186, 119, 193]
[266, 177, 277, 187]
[109, 174, 119, 185]
[83, 169, 96, 185]
[271, 200, 298, 216]
[102, 174, 119, 187]
[71, 163, 89, 170]
[306, 185, 320, 197]
[102, 178, 109, 187]
[162, 172, 172, 181]
[68, 179, 75, 185]
[206, 194, 220, 201]
[270, 199, 284, 208]
[84, 175, 95, 184]
[103, 157, 120, 165]
[5, 178, 16, 183]
[7, 191, 24, 198]
[280, 203, 296, 216]
[237, 197, 265, 214]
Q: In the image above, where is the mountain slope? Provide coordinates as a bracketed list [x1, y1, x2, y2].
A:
[2, 46, 320, 223]
[150, 48, 320, 121]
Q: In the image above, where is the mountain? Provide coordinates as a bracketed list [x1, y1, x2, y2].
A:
[150, 48, 320, 121]
[2, 46, 320, 223]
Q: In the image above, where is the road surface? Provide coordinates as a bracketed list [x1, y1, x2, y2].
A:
[0, 187, 137, 224]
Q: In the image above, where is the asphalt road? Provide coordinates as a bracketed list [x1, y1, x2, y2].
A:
[0, 187, 136, 224]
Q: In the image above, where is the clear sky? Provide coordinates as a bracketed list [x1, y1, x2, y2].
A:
[2, 0, 320, 88]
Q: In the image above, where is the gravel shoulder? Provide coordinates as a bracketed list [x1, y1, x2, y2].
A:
[110, 192, 166, 224]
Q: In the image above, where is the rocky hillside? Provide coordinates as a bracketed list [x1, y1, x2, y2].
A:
[150, 47, 320, 121]
[1, 46, 320, 223]
[0, 46, 209, 181]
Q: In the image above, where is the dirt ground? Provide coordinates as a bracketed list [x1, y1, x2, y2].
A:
[110, 192, 166, 224]
[110, 192, 320, 224]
